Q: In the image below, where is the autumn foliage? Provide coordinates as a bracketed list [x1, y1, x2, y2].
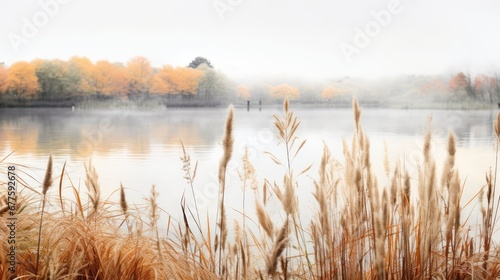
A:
[321, 86, 348, 99]
[269, 84, 300, 100]
[5, 61, 40, 99]
[474, 74, 497, 102]
[420, 79, 447, 96]
[150, 66, 204, 96]
[0, 56, 211, 103]
[448, 72, 468, 92]
[236, 85, 250, 100]
[447, 71, 477, 99]
[0, 65, 7, 93]
[126, 56, 153, 99]
[0, 57, 499, 105]
[89, 61, 129, 97]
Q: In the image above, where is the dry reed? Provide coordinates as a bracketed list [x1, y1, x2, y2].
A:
[215, 104, 234, 275]
[36, 155, 52, 273]
[2, 104, 500, 280]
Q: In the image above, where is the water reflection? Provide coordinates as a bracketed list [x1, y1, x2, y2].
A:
[294, 108, 495, 146]
[0, 107, 497, 232]
[0, 107, 496, 158]
[0, 108, 228, 158]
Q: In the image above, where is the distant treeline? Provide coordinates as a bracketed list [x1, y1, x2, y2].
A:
[0, 56, 499, 108]
[0, 56, 231, 107]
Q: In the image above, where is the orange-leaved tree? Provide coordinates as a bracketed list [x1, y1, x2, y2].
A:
[68, 56, 94, 96]
[0, 64, 7, 95]
[236, 85, 250, 100]
[419, 79, 447, 96]
[150, 66, 173, 95]
[321, 86, 348, 99]
[474, 74, 495, 102]
[150, 66, 204, 96]
[269, 84, 299, 100]
[448, 72, 475, 98]
[6, 61, 40, 99]
[126, 56, 153, 99]
[88, 60, 129, 97]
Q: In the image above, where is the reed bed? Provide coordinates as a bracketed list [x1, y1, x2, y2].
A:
[1, 97, 500, 279]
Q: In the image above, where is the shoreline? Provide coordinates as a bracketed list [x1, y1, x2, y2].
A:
[0, 98, 500, 110]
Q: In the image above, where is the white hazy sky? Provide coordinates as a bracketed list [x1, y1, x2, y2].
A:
[1, 0, 499, 80]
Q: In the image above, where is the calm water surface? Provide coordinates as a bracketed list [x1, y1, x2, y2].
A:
[0, 107, 497, 226]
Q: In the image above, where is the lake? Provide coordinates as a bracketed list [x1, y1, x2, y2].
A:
[0, 106, 497, 228]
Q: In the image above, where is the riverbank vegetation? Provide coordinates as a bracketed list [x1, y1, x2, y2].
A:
[1, 98, 499, 279]
[0, 57, 499, 109]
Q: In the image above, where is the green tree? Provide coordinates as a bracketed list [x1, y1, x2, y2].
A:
[188, 57, 213, 69]
[36, 60, 70, 100]
[196, 63, 230, 104]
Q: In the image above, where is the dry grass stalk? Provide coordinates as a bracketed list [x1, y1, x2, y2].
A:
[266, 220, 289, 276]
[442, 131, 460, 277]
[490, 111, 500, 269]
[441, 130, 457, 189]
[216, 104, 234, 275]
[256, 200, 274, 240]
[36, 155, 53, 274]
[218, 105, 234, 190]
[267, 97, 311, 276]
[0, 203, 8, 216]
[41, 155, 53, 196]
[7, 203, 218, 279]
[311, 143, 342, 278]
[282, 174, 297, 216]
[181, 140, 201, 228]
[84, 160, 101, 216]
[398, 167, 413, 279]
[481, 169, 494, 276]
[494, 111, 500, 141]
[240, 146, 258, 191]
[6, 100, 500, 279]
[219, 203, 227, 251]
[147, 185, 163, 262]
[238, 146, 257, 279]
[342, 97, 377, 277]
[120, 182, 128, 215]
[353, 97, 361, 130]
[272, 98, 306, 174]
[417, 120, 440, 277]
[384, 140, 390, 179]
[390, 165, 399, 207]
[119, 182, 134, 236]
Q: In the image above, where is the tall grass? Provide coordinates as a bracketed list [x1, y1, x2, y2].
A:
[1, 98, 500, 279]
[36, 154, 52, 274]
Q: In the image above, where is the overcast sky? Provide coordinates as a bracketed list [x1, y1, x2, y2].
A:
[1, 0, 499, 80]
